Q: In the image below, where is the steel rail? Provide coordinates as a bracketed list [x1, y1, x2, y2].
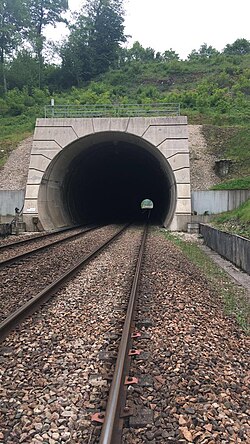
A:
[0, 225, 81, 252]
[0, 224, 129, 343]
[99, 223, 148, 444]
[0, 225, 101, 267]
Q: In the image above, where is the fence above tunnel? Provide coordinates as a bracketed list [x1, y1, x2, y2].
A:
[44, 103, 181, 118]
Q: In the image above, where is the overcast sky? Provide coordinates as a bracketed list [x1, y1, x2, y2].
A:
[46, 0, 250, 59]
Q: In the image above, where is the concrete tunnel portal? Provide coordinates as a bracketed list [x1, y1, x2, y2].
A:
[38, 132, 177, 228]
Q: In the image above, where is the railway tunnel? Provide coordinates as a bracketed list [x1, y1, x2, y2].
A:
[38, 132, 176, 227]
[24, 116, 191, 231]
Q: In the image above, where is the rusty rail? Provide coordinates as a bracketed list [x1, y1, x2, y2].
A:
[98, 223, 148, 443]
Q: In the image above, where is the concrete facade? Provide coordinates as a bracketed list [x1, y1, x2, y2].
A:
[23, 116, 191, 231]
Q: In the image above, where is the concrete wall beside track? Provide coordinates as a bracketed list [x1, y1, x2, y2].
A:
[0, 190, 25, 223]
[192, 190, 250, 215]
[200, 224, 250, 275]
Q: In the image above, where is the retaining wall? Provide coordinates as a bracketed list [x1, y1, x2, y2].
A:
[0, 190, 25, 223]
[192, 190, 250, 215]
[200, 224, 250, 275]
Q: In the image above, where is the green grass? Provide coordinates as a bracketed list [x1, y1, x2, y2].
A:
[211, 176, 250, 190]
[0, 115, 35, 168]
[211, 199, 250, 238]
[203, 126, 250, 181]
[163, 230, 250, 333]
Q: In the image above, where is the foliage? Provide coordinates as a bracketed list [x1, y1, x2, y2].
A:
[211, 199, 250, 239]
[188, 43, 219, 60]
[202, 126, 250, 179]
[0, 0, 29, 92]
[211, 177, 250, 190]
[26, 0, 69, 87]
[60, 0, 126, 85]
[0, 114, 35, 167]
[223, 38, 250, 56]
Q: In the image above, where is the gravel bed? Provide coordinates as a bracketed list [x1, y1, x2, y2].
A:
[0, 227, 85, 262]
[123, 229, 250, 443]
[0, 232, 47, 247]
[0, 225, 121, 323]
[0, 226, 143, 443]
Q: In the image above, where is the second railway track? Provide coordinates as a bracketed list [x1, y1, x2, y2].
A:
[0, 224, 147, 443]
[0, 225, 126, 325]
[0, 225, 99, 267]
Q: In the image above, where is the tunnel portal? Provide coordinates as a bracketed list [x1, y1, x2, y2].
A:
[38, 132, 176, 227]
[23, 117, 191, 231]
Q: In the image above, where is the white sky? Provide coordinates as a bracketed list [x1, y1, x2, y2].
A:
[46, 0, 250, 60]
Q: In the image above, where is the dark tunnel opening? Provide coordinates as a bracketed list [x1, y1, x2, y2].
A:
[62, 139, 175, 225]
[38, 132, 177, 229]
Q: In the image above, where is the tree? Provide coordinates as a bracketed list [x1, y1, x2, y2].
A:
[188, 43, 219, 61]
[223, 38, 250, 55]
[7, 50, 39, 90]
[124, 41, 155, 62]
[198, 43, 219, 58]
[84, 0, 126, 75]
[0, 0, 28, 93]
[162, 48, 179, 62]
[27, 0, 69, 87]
[60, 0, 126, 85]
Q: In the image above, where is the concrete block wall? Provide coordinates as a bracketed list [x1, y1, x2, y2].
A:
[200, 224, 250, 275]
[0, 190, 25, 223]
[23, 116, 191, 231]
[192, 190, 250, 215]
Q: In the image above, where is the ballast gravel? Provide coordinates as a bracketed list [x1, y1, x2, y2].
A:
[0, 228, 86, 262]
[0, 227, 143, 443]
[123, 230, 250, 444]
[0, 225, 121, 322]
[1, 228, 249, 444]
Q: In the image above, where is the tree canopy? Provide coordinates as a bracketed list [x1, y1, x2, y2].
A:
[0, 0, 29, 91]
[223, 38, 250, 55]
[60, 0, 126, 85]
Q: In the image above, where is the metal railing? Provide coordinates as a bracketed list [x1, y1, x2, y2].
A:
[44, 103, 180, 118]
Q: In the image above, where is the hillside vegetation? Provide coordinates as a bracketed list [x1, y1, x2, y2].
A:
[0, 2, 249, 192]
[1, 51, 249, 169]
[211, 199, 250, 239]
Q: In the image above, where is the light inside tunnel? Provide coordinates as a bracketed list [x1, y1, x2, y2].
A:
[38, 132, 177, 229]
[141, 199, 154, 209]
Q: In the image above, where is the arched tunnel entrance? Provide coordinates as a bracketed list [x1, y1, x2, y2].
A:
[38, 132, 177, 229]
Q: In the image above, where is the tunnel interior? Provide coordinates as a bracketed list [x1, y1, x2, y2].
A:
[38, 132, 177, 228]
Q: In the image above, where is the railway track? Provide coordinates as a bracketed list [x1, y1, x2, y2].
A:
[92, 223, 148, 443]
[0, 225, 79, 250]
[0, 224, 129, 324]
[0, 225, 99, 267]
[0, 224, 249, 444]
[0, 223, 148, 442]
[0, 224, 129, 341]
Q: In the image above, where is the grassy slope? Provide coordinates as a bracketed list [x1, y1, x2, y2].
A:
[211, 199, 250, 239]
[202, 126, 250, 186]
[163, 230, 249, 333]
[0, 115, 35, 168]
